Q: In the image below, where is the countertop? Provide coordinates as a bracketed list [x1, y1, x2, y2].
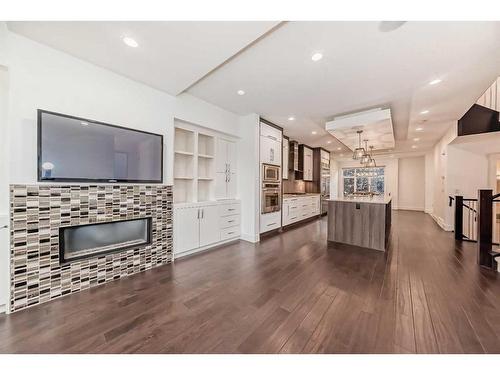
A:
[328, 196, 392, 205]
[283, 193, 321, 198]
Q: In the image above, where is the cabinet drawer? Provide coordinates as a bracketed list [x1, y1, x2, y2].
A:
[260, 211, 281, 233]
[220, 226, 240, 241]
[219, 214, 240, 229]
[218, 203, 240, 217]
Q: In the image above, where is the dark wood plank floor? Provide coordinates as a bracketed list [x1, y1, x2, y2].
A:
[1, 210, 500, 353]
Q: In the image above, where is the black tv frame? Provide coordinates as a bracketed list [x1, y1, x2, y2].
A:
[37, 109, 164, 184]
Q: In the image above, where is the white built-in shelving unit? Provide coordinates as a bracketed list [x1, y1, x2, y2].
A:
[174, 123, 216, 204]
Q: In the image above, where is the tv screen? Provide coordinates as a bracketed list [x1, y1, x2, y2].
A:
[38, 110, 163, 183]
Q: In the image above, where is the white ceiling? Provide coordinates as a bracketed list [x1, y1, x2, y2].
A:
[326, 108, 395, 152]
[7, 21, 500, 155]
[187, 21, 500, 154]
[7, 21, 280, 95]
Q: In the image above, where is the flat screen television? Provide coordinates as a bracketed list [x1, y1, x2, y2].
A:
[37, 110, 163, 183]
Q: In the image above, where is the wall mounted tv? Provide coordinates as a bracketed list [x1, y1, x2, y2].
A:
[38, 110, 163, 183]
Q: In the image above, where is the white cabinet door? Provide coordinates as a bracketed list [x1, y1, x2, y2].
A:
[303, 148, 313, 181]
[282, 138, 289, 179]
[216, 138, 237, 199]
[215, 172, 227, 199]
[227, 141, 237, 174]
[174, 207, 200, 254]
[227, 172, 237, 199]
[199, 205, 220, 247]
[260, 136, 281, 166]
[216, 139, 227, 173]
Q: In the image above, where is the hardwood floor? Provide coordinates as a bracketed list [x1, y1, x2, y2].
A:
[1, 210, 500, 353]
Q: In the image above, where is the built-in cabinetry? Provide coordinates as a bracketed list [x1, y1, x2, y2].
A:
[260, 121, 283, 234]
[174, 126, 216, 203]
[260, 123, 282, 166]
[282, 136, 289, 179]
[174, 122, 237, 203]
[173, 120, 240, 258]
[298, 145, 313, 181]
[174, 200, 241, 258]
[282, 195, 321, 226]
[215, 138, 237, 200]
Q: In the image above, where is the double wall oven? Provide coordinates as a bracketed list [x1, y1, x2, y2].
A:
[261, 164, 281, 214]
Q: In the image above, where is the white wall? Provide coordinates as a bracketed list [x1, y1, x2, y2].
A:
[0, 27, 259, 312]
[398, 156, 425, 211]
[237, 114, 260, 242]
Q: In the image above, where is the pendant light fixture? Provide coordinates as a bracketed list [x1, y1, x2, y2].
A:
[360, 140, 371, 164]
[367, 146, 377, 168]
[352, 130, 365, 160]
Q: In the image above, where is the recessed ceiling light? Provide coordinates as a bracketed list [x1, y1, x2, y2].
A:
[420, 110, 429, 115]
[429, 79, 442, 85]
[311, 131, 317, 135]
[337, 147, 341, 150]
[311, 52, 323, 62]
[327, 141, 332, 144]
[413, 138, 420, 141]
[288, 116, 295, 121]
[122, 36, 139, 48]
[412, 145, 417, 149]
[416, 127, 424, 131]
[80, 121, 88, 126]
[237, 90, 245, 96]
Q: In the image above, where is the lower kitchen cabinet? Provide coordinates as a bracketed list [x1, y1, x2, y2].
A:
[173, 200, 241, 258]
[282, 195, 321, 226]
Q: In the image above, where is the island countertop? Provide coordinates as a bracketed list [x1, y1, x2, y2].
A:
[328, 196, 392, 205]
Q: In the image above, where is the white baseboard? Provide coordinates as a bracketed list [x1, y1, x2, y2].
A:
[240, 233, 259, 243]
[428, 212, 453, 231]
[395, 206, 425, 212]
[173, 237, 240, 260]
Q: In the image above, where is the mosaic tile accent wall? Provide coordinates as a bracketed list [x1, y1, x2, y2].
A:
[9, 184, 173, 312]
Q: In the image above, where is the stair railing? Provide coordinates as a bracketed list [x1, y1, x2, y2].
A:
[476, 190, 500, 270]
[452, 195, 478, 242]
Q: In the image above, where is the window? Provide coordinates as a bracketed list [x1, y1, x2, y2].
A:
[343, 167, 385, 196]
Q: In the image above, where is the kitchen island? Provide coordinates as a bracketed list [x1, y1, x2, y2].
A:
[327, 196, 391, 251]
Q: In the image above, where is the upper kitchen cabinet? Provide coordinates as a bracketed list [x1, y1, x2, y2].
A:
[298, 144, 313, 181]
[215, 138, 237, 199]
[260, 122, 282, 166]
[282, 136, 289, 179]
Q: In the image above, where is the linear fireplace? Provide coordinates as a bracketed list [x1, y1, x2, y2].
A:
[59, 217, 152, 263]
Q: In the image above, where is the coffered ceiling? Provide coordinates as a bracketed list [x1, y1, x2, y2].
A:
[7, 21, 500, 155]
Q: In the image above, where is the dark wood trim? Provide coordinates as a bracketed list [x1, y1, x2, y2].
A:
[477, 189, 494, 269]
[454, 195, 463, 241]
[458, 104, 500, 136]
[259, 118, 284, 132]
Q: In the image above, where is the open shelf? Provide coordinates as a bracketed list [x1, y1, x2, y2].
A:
[198, 133, 215, 157]
[175, 150, 194, 156]
[175, 128, 195, 154]
[174, 179, 194, 204]
[198, 180, 213, 202]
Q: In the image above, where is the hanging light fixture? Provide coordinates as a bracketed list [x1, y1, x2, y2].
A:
[360, 140, 371, 164]
[352, 130, 366, 160]
[367, 145, 377, 168]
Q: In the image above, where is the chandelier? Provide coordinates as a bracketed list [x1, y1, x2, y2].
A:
[352, 130, 366, 160]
